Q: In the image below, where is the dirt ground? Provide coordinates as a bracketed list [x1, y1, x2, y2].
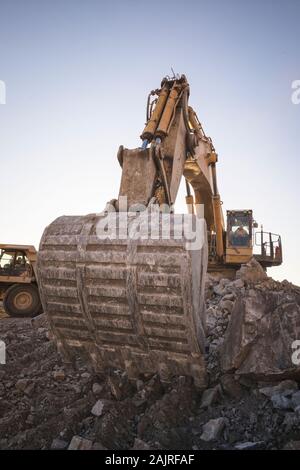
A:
[0, 278, 300, 450]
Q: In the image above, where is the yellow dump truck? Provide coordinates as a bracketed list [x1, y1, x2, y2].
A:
[0, 244, 42, 317]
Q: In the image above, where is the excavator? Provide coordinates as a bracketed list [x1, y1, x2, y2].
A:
[37, 74, 282, 386]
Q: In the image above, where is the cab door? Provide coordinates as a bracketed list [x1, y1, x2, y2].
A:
[225, 210, 253, 264]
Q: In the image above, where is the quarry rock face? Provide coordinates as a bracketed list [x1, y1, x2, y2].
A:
[221, 278, 300, 381]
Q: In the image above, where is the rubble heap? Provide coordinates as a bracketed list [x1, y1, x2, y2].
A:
[0, 259, 299, 450]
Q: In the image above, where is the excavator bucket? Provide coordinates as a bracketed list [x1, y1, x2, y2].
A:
[37, 212, 208, 387]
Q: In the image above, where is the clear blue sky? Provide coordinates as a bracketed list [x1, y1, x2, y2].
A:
[0, 0, 299, 284]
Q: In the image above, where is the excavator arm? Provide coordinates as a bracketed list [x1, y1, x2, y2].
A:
[117, 74, 225, 258]
[37, 75, 211, 386]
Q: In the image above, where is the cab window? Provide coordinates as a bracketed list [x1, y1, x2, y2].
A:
[15, 252, 27, 267]
[228, 214, 251, 247]
[0, 250, 31, 276]
[0, 251, 15, 269]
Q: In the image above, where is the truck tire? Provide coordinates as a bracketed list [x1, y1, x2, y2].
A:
[3, 284, 41, 318]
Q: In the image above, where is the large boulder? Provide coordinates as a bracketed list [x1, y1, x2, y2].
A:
[236, 257, 267, 285]
[220, 281, 300, 381]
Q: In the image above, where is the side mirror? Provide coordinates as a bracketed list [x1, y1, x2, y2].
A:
[253, 222, 258, 228]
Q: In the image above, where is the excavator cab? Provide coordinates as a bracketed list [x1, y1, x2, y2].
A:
[224, 210, 282, 268]
[225, 210, 253, 264]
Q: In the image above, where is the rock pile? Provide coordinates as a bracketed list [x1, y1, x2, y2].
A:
[0, 259, 299, 449]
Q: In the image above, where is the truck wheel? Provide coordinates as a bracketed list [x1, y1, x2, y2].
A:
[3, 284, 41, 318]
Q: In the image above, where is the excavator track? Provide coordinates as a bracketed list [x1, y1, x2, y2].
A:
[37, 213, 208, 387]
